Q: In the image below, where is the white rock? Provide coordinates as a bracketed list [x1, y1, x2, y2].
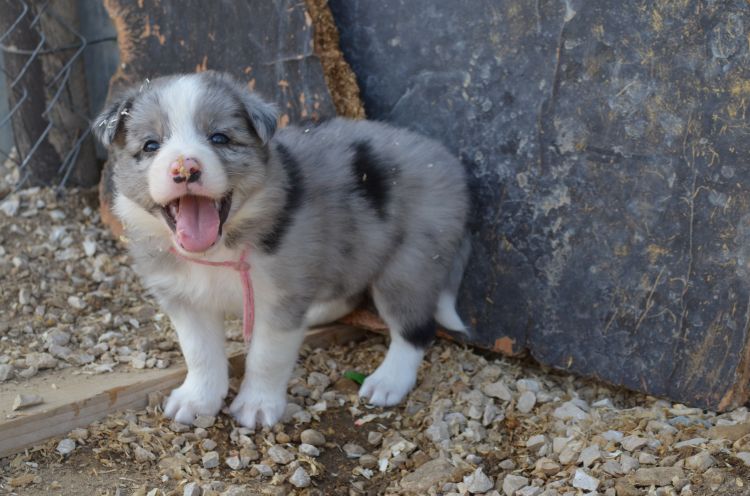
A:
[553, 401, 588, 421]
[202, 451, 220, 469]
[578, 445, 601, 468]
[638, 452, 657, 465]
[736, 452, 750, 467]
[559, 440, 583, 465]
[253, 464, 274, 477]
[82, 239, 97, 257]
[183, 482, 202, 496]
[621, 435, 649, 452]
[0, 197, 20, 216]
[134, 446, 155, 462]
[572, 469, 599, 491]
[516, 378, 541, 392]
[463, 467, 493, 493]
[226, 455, 245, 470]
[502, 474, 529, 496]
[552, 436, 572, 454]
[12, 393, 43, 410]
[517, 391, 537, 413]
[0, 364, 14, 382]
[193, 415, 216, 428]
[56, 438, 76, 455]
[289, 466, 311, 488]
[67, 296, 86, 310]
[674, 438, 707, 449]
[483, 381, 512, 401]
[602, 430, 624, 443]
[620, 454, 640, 474]
[24, 352, 57, 370]
[300, 429, 326, 446]
[201, 439, 217, 450]
[268, 445, 294, 464]
[685, 451, 714, 473]
[526, 434, 546, 450]
[517, 487, 542, 496]
[343, 443, 366, 459]
[426, 421, 451, 442]
[299, 443, 320, 457]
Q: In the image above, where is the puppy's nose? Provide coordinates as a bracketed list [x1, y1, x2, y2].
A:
[169, 157, 202, 184]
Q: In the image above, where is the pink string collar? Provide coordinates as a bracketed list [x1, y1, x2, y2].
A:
[169, 247, 255, 343]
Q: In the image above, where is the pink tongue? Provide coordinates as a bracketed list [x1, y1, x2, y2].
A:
[175, 196, 220, 252]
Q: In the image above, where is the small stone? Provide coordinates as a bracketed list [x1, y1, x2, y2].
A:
[674, 438, 707, 449]
[134, 446, 156, 462]
[534, 457, 560, 476]
[226, 455, 244, 470]
[368, 431, 383, 446]
[343, 443, 366, 459]
[69, 428, 89, 441]
[735, 452, 750, 466]
[499, 459, 516, 470]
[620, 454, 640, 474]
[67, 296, 86, 310]
[131, 352, 147, 369]
[202, 451, 220, 469]
[300, 429, 326, 446]
[517, 487, 542, 496]
[621, 435, 649, 452]
[633, 467, 685, 487]
[201, 439, 217, 451]
[299, 443, 320, 457]
[516, 378, 541, 392]
[400, 458, 454, 493]
[170, 422, 190, 433]
[267, 445, 294, 465]
[578, 445, 601, 468]
[526, 434, 546, 450]
[638, 452, 657, 465]
[253, 464, 274, 477]
[552, 436, 571, 454]
[707, 422, 750, 441]
[0, 364, 13, 382]
[45, 329, 71, 347]
[601, 460, 623, 476]
[275, 432, 290, 444]
[502, 474, 529, 496]
[83, 239, 97, 257]
[615, 480, 640, 496]
[193, 416, 216, 429]
[12, 393, 43, 411]
[463, 467, 494, 493]
[426, 421, 450, 443]
[289, 466, 311, 488]
[553, 401, 588, 421]
[56, 438, 76, 455]
[572, 469, 599, 491]
[483, 381, 512, 401]
[24, 352, 57, 369]
[18, 366, 38, 379]
[517, 391, 537, 413]
[0, 197, 20, 216]
[359, 454, 378, 468]
[183, 482, 202, 496]
[685, 451, 715, 473]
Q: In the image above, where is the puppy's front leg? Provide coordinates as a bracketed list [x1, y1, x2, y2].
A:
[162, 304, 228, 424]
[230, 320, 306, 429]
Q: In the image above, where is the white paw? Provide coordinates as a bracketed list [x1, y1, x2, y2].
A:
[359, 364, 417, 407]
[229, 388, 287, 429]
[163, 378, 226, 425]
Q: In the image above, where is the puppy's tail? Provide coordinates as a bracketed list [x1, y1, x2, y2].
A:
[434, 234, 472, 333]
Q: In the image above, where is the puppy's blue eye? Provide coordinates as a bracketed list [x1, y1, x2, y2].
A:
[210, 133, 230, 145]
[143, 140, 160, 152]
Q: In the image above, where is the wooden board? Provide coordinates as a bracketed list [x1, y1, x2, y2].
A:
[330, 0, 750, 410]
[0, 326, 365, 459]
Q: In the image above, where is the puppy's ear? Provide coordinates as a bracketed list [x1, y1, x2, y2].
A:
[92, 95, 134, 147]
[240, 92, 278, 145]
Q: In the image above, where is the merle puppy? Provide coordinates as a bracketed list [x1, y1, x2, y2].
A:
[93, 71, 470, 428]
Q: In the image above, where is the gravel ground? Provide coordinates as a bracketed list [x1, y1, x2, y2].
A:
[2, 170, 750, 495]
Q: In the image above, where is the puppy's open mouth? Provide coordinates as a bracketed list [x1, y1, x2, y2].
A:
[161, 192, 232, 253]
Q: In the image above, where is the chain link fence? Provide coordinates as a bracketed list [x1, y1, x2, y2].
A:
[0, 0, 115, 196]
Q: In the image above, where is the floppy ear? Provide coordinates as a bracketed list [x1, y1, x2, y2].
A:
[240, 92, 278, 145]
[92, 94, 134, 147]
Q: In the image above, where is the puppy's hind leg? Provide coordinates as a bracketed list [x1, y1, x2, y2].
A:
[358, 286, 436, 407]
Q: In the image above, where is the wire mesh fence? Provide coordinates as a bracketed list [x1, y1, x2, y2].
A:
[0, 0, 112, 196]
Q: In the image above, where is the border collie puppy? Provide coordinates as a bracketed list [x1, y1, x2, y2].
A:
[93, 71, 470, 428]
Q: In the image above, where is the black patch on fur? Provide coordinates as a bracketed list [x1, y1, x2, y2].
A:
[350, 140, 391, 219]
[259, 143, 304, 253]
[402, 319, 436, 349]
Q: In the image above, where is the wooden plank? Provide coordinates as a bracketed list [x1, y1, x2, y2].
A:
[0, 326, 366, 459]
